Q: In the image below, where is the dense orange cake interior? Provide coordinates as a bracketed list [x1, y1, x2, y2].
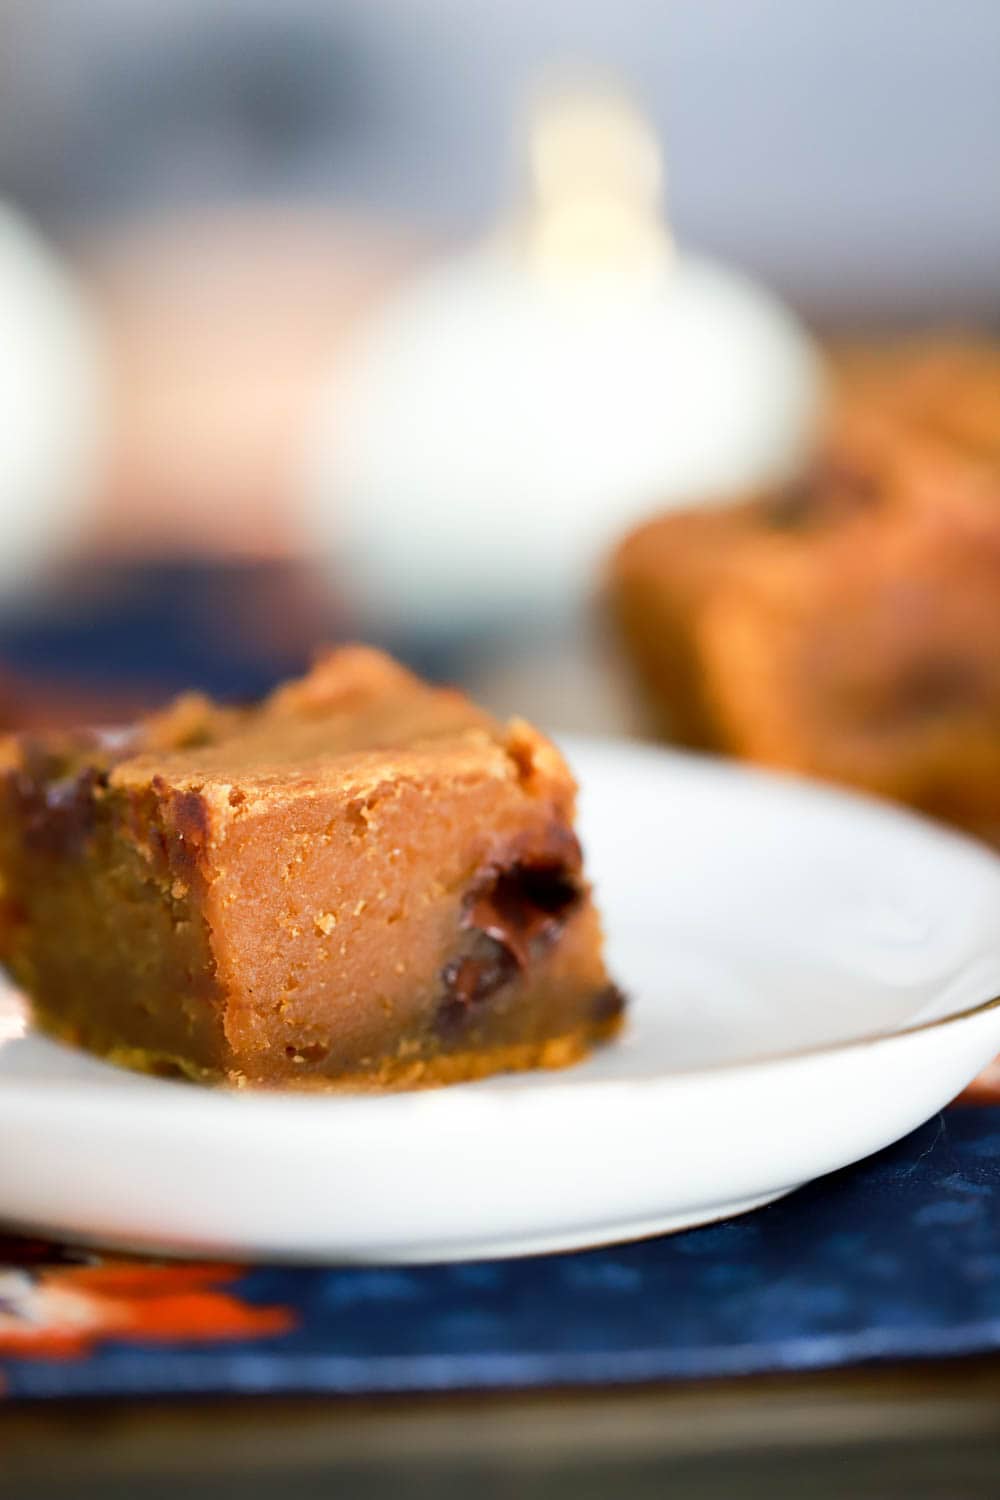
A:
[0, 648, 622, 1088]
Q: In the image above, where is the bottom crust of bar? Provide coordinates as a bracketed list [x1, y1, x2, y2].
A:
[30, 1006, 625, 1092]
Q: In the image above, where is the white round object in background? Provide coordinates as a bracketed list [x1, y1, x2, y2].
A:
[0, 203, 104, 598]
[303, 244, 822, 635]
[301, 84, 824, 637]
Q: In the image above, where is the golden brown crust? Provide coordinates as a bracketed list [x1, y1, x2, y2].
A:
[34, 1005, 625, 1092]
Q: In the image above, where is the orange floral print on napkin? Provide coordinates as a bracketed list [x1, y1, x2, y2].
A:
[0, 1257, 292, 1362]
[956, 1056, 1000, 1106]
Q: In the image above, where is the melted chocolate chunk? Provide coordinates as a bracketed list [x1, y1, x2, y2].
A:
[765, 458, 880, 531]
[437, 934, 520, 1035]
[591, 983, 627, 1026]
[3, 729, 139, 860]
[467, 862, 582, 968]
[284, 1041, 331, 1065]
[8, 763, 108, 858]
[167, 787, 211, 883]
[437, 857, 583, 1033]
[867, 657, 986, 726]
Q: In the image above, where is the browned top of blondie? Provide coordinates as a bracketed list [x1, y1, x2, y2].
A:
[832, 337, 1000, 463]
[613, 404, 1000, 581]
[0, 646, 574, 826]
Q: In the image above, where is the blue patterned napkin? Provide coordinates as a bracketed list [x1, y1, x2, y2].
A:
[2, 1107, 998, 1401]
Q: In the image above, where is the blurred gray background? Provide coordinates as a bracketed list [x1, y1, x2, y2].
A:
[1, 0, 997, 324]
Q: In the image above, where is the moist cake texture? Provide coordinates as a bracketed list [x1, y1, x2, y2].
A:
[0, 647, 623, 1088]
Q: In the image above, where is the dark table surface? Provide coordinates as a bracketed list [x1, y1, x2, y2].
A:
[4, 1362, 1000, 1500]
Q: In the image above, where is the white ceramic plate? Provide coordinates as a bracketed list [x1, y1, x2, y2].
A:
[1, 737, 999, 1264]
